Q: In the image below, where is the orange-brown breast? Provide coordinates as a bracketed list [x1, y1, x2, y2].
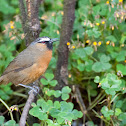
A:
[22, 49, 52, 84]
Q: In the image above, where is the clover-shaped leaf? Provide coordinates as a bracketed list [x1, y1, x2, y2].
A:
[101, 106, 114, 120]
[61, 93, 69, 101]
[49, 80, 58, 86]
[61, 86, 71, 94]
[40, 78, 48, 85]
[45, 73, 54, 81]
[29, 106, 48, 120]
[54, 90, 61, 98]
[94, 76, 100, 83]
[72, 109, 83, 120]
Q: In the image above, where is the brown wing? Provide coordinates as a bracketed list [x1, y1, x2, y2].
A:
[2, 46, 36, 75]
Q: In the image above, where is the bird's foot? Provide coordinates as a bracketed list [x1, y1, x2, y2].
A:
[18, 84, 40, 95]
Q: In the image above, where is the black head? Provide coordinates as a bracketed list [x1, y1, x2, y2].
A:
[34, 37, 58, 50]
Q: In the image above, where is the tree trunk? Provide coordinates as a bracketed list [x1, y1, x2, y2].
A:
[55, 0, 77, 89]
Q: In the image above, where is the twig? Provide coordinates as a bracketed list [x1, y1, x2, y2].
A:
[19, 90, 35, 126]
[72, 85, 87, 124]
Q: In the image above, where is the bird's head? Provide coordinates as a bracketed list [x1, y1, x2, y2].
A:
[33, 36, 58, 50]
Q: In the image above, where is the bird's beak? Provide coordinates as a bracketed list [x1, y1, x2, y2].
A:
[50, 38, 59, 43]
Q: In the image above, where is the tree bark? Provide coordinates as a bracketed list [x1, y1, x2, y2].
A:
[55, 0, 76, 89]
[19, 0, 42, 46]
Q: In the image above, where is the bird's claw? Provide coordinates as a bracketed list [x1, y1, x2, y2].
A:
[18, 84, 40, 95]
[28, 85, 40, 95]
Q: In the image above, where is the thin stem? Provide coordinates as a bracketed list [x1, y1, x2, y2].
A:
[13, 92, 27, 98]
[89, 56, 98, 62]
[88, 92, 106, 110]
[88, 90, 104, 110]
[87, 89, 91, 105]
[92, 109, 111, 125]
[110, 93, 121, 104]
[82, 76, 95, 80]
[0, 98, 14, 120]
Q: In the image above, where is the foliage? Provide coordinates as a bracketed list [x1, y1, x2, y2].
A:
[29, 73, 83, 125]
[0, 116, 18, 126]
[0, 0, 126, 125]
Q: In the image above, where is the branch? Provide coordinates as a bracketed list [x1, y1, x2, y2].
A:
[19, 90, 35, 126]
[55, 0, 77, 89]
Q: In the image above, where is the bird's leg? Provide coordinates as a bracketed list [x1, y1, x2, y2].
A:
[18, 84, 40, 95]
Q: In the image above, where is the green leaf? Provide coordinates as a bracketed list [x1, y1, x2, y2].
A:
[45, 73, 54, 80]
[92, 62, 102, 72]
[49, 80, 58, 86]
[101, 106, 114, 120]
[74, 48, 86, 59]
[101, 62, 111, 70]
[4, 120, 16, 126]
[100, 78, 110, 89]
[40, 78, 48, 85]
[92, 61, 111, 72]
[46, 90, 55, 96]
[116, 51, 126, 62]
[31, 103, 36, 107]
[37, 99, 46, 107]
[54, 101, 61, 109]
[120, 35, 126, 44]
[61, 94, 69, 100]
[0, 1, 15, 14]
[72, 109, 83, 120]
[85, 60, 93, 72]
[61, 86, 71, 94]
[99, 54, 110, 62]
[60, 101, 73, 112]
[115, 108, 122, 116]
[86, 121, 96, 126]
[94, 76, 100, 83]
[92, 5, 101, 16]
[33, 123, 40, 126]
[54, 90, 61, 98]
[106, 35, 117, 42]
[84, 47, 94, 55]
[100, 73, 122, 95]
[29, 106, 48, 120]
[0, 116, 4, 125]
[77, 63, 85, 71]
[90, 89, 97, 97]
[49, 108, 60, 118]
[118, 113, 126, 124]
[57, 117, 64, 124]
[116, 64, 126, 75]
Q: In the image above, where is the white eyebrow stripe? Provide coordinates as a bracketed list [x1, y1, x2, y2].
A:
[40, 37, 50, 41]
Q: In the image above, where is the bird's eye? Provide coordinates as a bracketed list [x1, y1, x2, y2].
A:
[38, 41, 45, 43]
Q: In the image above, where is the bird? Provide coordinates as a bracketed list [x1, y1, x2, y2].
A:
[0, 37, 58, 88]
